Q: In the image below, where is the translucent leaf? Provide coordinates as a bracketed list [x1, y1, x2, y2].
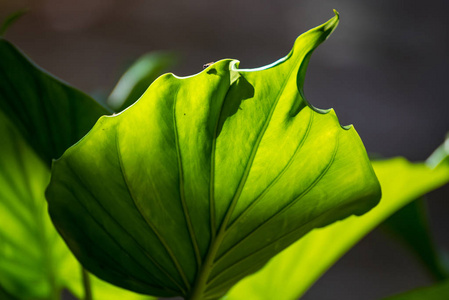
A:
[46, 12, 381, 299]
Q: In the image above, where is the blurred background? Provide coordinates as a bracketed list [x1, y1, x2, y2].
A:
[1, 0, 448, 299]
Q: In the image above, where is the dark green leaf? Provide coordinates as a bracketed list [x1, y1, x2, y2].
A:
[46, 12, 380, 299]
[382, 198, 449, 280]
[383, 279, 449, 300]
[107, 52, 177, 112]
[0, 285, 19, 300]
[225, 156, 449, 300]
[0, 38, 110, 166]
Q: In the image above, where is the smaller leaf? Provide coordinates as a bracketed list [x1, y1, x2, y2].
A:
[383, 279, 449, 300]
[0, 9, 28, 36]
[107, 52, 177, 112]
[381, 198, 449, 280]
[427, 133, 449, 168]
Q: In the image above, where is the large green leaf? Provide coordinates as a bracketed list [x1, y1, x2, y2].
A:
[0, 38, 110, 166]
[46, 12, 381, 299]
[0, 112, 155, 300]
[107, 52, 177, 112]
[383, 279, 449, 300]
[224, 156, 449, 300]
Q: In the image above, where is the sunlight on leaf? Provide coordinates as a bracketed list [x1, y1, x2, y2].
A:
[46, 11, 381, 299]
[224, 156, 449, 300]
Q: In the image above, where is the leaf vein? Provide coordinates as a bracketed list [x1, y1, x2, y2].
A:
[172, 88, 202, 268]
[209, 133, 340, 281]
[114, 129, 190, 292]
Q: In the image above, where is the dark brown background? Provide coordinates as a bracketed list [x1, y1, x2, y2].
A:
[1, 0, 449, 299]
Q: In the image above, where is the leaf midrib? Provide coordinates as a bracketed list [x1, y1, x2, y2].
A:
[188, 55, 302, 299]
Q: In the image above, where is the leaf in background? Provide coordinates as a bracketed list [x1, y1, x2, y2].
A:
[107, 52, 177, 112]
[224, 156, 449, 300]
[381, 198, 449, 280]
[46, 11, 381, 299]
[0, 38, 110, 166]
[0, 112, 155, 300]
[383, 279, 449, 300]
[427, 133, 449, 168]
[0, 9, 28, 36]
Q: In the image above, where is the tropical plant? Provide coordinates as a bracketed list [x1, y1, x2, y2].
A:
[0, 10, 448, 300]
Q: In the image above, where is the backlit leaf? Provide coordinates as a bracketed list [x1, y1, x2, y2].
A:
[46, 12, 381, 299]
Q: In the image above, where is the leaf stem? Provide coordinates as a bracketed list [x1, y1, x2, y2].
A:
[187, 229, 226, 300]
[81, 268, 93, 300]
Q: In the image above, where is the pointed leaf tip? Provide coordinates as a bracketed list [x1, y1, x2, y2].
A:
[322, 10, 339, 36]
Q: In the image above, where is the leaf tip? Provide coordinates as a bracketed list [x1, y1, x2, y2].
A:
[322, 9, 339, 37]
[333, 9, 340, 17]
[0, 8, 29, 36]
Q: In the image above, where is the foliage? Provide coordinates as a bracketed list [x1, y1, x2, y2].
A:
[0, 9, 447, 300]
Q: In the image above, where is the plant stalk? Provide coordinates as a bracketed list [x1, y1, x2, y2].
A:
[82, 268, 93, 300]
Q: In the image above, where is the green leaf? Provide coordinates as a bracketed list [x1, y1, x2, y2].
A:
[0, 38, 110, 166]
[46, 11, 380, 299]
[224, 157, 449, 300]
[0, 111, 63, 299]
[107, 52, 177, 112]
[427, 133, 449, 168]
[0, 112, 155, 300]
[381, 198, 449, 280]
[0, 9, 28, 37]
[383, 279, 449, 300]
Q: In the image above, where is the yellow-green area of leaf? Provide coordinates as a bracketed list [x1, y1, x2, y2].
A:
[0, 112, 155, 300]
[224, 156, 449, 300]
[46, 11, 380, 299]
